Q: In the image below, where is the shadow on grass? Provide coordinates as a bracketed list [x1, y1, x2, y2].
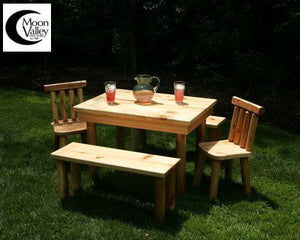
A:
[61, 170, 187, 234]
[60, 131, 279, 232]
[184, 173, 279, 211]
[61, 166, 278, 235]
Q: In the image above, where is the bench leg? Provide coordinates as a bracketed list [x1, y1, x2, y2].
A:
[116, 127, 125, 149]
[176, 134, 187, 195]
[71, 163, 81, 191]
[209, 127, 222, 141]
[87, 122, 99, 180]
[209, 160, 221, 201]
[154, 177, 166, 223]
[209, 129, 217, 141]
[57, 160, 69, 198]
[240, 158, 251, 197]
[166, 168, 176, 211]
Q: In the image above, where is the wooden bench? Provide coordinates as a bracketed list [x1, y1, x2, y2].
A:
[206, 115, 226, 140]
[51, 142, 180, 222]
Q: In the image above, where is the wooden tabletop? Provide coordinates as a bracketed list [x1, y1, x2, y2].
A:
[74, 89, 217, 135]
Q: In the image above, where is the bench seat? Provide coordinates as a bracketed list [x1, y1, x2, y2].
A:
[206, 115, 226, 141]
[206, 115, 226, 129]
[51, 142, 180, 222]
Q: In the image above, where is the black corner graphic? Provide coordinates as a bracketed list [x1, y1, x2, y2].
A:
[5, 10, 42, 45]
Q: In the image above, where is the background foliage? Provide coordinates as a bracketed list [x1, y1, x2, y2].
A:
[0, 0, 299, 131]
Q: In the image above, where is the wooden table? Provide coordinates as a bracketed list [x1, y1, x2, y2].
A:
[73, 89, 217, 195]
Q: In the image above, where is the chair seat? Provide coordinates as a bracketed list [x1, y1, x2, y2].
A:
[199, 140, 251, 161]
[206, 115, 226, 129]
[51, 119, 87, 136]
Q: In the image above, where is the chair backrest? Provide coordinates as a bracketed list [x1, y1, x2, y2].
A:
[44, 80, 87, 123]
[228, 96, 265, 151]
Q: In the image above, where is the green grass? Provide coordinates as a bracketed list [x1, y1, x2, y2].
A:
[0, 88, 299, 240]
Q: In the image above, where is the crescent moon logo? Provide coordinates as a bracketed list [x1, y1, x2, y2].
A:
[5, 10, 42, 45]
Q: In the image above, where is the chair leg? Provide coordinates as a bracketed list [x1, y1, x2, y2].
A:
[193, 151, 206, 187]
[54, 135, 60, 150]
[240, 158, 251, 196]
[59, 136, 67, 148]
[81, 132, 87, 144]
[209, 161, 221, 201]
[225, 160, 233, 181]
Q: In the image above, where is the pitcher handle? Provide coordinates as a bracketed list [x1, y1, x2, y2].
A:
[151, 76, 160, 93]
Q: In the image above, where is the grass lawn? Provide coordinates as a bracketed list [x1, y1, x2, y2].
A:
[0, 88, 299, 240]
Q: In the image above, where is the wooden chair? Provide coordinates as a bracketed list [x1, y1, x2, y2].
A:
[44, 80, 87, 149]
[206, 115, 226, 141]
[193, 96, 265, 200]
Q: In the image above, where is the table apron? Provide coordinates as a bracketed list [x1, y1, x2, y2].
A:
[188, 107, 214, 133]
[78, 112, 192, 134]
[77, 105, 214, 135]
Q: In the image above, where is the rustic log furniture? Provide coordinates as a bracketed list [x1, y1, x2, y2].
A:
[44, 80, 88, 149]
[206, 115, 226, 141]
[73, 89, 217, 195]
[193, 96, 265, 200]
[51, 142, 180, 222]
[44, 80, 89, 188]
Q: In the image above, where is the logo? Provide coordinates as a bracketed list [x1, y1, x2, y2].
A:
[3, 4, 51, 52]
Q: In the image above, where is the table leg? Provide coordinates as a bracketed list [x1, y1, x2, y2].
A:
[87, 122, 99, 180]
[132, 128, 147, 150]
[176, 134, 187, 195]
[140, 130, 147, 149]
[131, 128, 140, 151]
[116, 126, 125, 149]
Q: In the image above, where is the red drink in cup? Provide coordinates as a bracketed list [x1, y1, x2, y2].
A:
[174, 81, 185, 104]
[104, 81, 116, 105]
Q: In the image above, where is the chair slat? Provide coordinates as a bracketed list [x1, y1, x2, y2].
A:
[240, 111, 251, 148]
[50, 92, 59, 123]
[44, 80, 86, 92]
[228, 106, 240, 142]
[234, 109, 245, 145]
[245, 114, 259, 151]
[77, 88, 84, 103]
[59, 90, 68, 122]
[232, 96, 265, 115]
[69, 90, 76, 120]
